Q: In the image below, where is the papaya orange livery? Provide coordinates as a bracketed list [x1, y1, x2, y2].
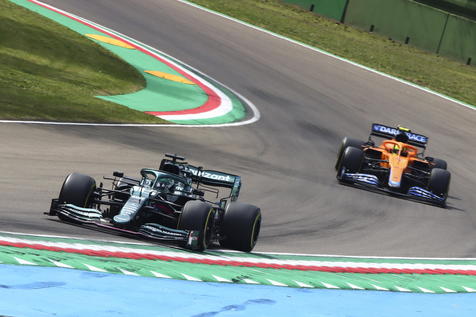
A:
[335, 123, 450, 207]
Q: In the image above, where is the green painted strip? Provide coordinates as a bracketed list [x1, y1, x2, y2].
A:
[99, 27, 249, 125]
[95, 47, 208, 113]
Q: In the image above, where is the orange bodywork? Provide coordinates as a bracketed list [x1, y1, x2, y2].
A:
[368, 140, 427, 188]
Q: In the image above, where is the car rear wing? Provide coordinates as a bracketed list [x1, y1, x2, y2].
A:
[370, 123, 428, 148]
[187, 166, 241, 200]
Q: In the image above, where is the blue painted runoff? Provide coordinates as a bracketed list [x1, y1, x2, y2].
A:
[0, 265, 475, 317]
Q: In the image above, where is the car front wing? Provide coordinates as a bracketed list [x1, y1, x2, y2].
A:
[338, 172, 446, 207]
[47, 200, 201, 249]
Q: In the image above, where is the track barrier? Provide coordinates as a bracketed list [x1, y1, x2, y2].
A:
[282, 0, 476, 65]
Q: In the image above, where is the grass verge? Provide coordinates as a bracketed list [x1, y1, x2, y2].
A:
[189, 0, 476, 107]
[0, 0, 167, 123]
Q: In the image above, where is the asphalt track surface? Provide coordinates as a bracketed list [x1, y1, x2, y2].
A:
[2, 0, 476, 257]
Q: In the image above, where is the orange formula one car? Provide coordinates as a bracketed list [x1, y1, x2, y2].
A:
[335, 123, 450, 207]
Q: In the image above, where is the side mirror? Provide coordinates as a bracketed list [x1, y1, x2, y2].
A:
[113, 171, 124, 178]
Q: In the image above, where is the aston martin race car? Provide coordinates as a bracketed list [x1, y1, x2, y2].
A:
[335, 124, 450, 207]
[47, 154, 262, 251]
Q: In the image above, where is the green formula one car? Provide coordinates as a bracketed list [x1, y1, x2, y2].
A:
[47, 154, 262, 252]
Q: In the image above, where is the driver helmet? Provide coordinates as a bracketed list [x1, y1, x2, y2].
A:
[395, 132, 409, 143]
[157, 177, 175, 193]
[392, 143, 400, 153]
[166, 179, 176, 192]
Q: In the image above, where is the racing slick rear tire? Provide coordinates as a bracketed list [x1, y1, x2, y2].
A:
[221, 202, 261, 252]
[58, 173, 96, 222]
[432, 158, 447, 170]
[178, 200, 214, 251]
[428, 168, 451, 199]
[337, 146, 364, 176]
[335, 137, 366, 170]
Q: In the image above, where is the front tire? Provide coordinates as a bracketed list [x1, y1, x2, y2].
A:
[58, 173, 96, 207]
[221, 202, 261, 252]
[428, 168, 451, 198]
[337, 146, 364, 177]
[58, 173, 96, 222]
[335, 137, 366, 170]
[178, 200, 214, 251]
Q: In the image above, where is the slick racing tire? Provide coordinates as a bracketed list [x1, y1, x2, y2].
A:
[178, 200, 214, 251]
[335, 137, 366, 170]
[337, 146, 364, 176]
[428, 168, 451, 198]
[221, 202, 261, 252]
[58, 173, 96, 222]
[432, 158, 447, 170]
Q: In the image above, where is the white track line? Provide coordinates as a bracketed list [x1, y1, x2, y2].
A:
[2, 230, 476, 260]
[179, 0, 475, 113]
[242, 250, 476, 261]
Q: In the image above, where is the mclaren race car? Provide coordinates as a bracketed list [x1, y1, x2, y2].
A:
[335, 124, 450, 207]
[47, 154, 262, 251]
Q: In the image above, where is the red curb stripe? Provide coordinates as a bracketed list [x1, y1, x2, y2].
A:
[28, 0, 221, 116]
[3, 240, 476, 275]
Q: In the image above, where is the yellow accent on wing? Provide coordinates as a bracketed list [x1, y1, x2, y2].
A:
[85, 34, 135, 49]
[397, 126, 411, 132]
[145, 71, 195, 85]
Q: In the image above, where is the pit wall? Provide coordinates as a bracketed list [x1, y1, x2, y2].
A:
[282, 0, 476, 65]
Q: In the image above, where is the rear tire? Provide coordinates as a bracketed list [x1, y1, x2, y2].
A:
[432, 158, 447, 170]
[428, 168, 451, 198]
[221, 202, 261, 252]
[58, 173, 96, 222]
[335, 137, 366, 170]
[178, 200, 214, 251]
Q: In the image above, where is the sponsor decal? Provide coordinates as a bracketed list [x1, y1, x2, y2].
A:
[188, 168, 234, 183]
[202, 171, 233, 182]
[372, 124, 428, 144]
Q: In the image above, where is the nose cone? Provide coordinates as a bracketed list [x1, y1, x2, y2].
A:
[113, 214, 133, 224]
[388, 168, 402, 188]
[388, 154, 408, 188]
[113, 189, 147, 225]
